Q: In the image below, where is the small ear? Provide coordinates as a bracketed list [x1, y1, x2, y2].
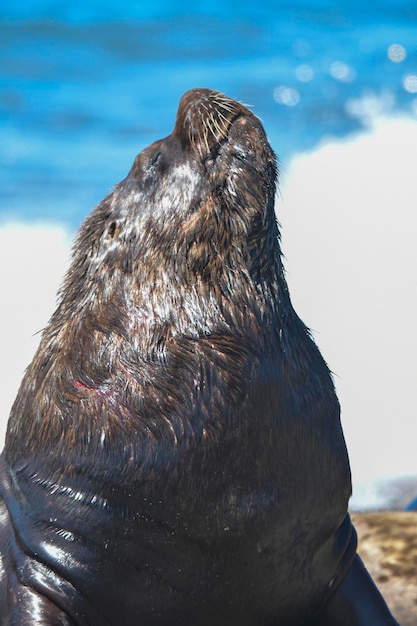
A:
[108, 222, 117, 239]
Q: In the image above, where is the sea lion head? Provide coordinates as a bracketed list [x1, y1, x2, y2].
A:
[91, 87, 279, 285]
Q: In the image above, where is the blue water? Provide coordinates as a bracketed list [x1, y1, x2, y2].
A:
[1, 0, 417, 228]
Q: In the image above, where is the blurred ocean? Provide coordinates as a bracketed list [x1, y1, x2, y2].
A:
[2, 0, 417, 226]
[1, 0, 417, 508]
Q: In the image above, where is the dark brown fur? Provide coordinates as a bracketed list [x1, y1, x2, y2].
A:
[0, 89, 398, 625]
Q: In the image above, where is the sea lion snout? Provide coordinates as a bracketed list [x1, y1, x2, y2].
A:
[173, 88, 251, 158]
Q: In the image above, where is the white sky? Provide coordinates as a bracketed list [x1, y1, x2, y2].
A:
[280, 116, 417, 493]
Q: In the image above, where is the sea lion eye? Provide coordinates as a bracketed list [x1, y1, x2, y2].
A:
[149, 150, 162, 168]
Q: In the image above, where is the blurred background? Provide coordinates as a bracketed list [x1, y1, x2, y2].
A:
[1, 0, 416, 509]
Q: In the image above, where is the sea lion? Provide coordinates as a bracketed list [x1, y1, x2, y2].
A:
[0, 88, 399, 625]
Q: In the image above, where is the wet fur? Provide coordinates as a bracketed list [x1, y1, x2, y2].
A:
[0, 89, 398, 625]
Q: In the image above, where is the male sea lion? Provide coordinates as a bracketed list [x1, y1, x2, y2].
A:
[0, 89, 399, 624]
